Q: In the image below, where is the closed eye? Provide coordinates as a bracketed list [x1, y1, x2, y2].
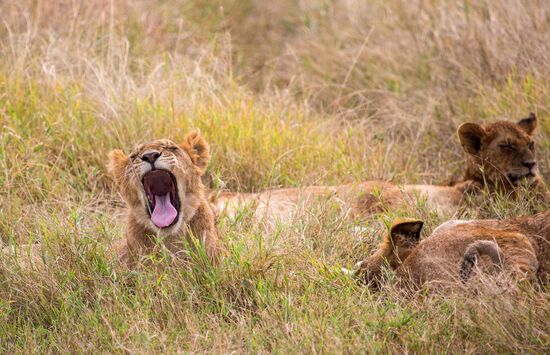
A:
[166, 146, 179, 153]
[528, 142, 535, 151]
[499, 144, 516, 152]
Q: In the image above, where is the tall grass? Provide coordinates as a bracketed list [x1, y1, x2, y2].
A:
[0, 0, 549, 352]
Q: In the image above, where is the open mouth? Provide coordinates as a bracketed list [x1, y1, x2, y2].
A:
[142, 170, 180, 228]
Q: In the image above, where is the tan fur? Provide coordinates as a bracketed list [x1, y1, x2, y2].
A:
[211, 181, 495, 225]
[354, 219, 423, 289]
[108, 132, 221, 266]
[214, 182, 462, 224]
[214, 114, 546, 223]
[356, 211, 550, 289]
[460, 240, 504, 282]
[456, 113, 546, 194]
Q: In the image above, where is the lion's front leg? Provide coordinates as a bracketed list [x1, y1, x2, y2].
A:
[202, 230, 222, 264]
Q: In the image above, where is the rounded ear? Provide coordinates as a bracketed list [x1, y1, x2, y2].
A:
[457, 122, 486, 155]
[517, 112, 537, 135]
[181, 130, 210, 174]
[389, 219, 423, 245]
[108, 149, 129, 184]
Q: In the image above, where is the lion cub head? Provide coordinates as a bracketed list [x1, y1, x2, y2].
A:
[108, 131, 209, 235]
[355, 219, 423, 288]
[458, 113, 543, 191]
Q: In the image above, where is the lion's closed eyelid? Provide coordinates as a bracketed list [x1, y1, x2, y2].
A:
[499, 143, 516, 151]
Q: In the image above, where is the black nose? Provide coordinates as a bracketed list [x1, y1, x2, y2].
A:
[522, 160, 536, 170]
[141, 151, 160, 164]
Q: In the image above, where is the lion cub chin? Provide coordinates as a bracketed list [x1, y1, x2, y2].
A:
[355, 211, 549, 290]
[108, 131, 221, 266]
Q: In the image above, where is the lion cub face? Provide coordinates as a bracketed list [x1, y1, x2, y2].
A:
[458, 113, 541, 190]
[108, 131, 209, 235]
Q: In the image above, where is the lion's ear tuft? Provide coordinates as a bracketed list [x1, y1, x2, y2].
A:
[108, 149, 129, 184]
[517, 112, 537, 135]
[458, 122, 486, 155]
[181, 130, 210, 174]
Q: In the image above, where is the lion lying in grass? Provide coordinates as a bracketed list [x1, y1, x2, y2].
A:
[354, 210, 549, 290]
[213, 113, 546, 222]
[108, 131, 221, 266]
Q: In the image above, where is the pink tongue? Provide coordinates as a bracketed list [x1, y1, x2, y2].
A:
[151, 193, 177, 228]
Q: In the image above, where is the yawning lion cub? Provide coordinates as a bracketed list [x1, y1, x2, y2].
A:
[108, 131, 221, 265]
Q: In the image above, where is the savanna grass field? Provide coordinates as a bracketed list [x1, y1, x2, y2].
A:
[1, 0, 550, 352]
